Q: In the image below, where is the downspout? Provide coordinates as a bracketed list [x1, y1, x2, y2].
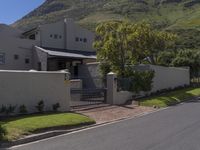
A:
[39, 25, 42, 47]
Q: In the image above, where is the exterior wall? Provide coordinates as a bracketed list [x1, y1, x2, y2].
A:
[39, 19, 95, 52]
[107, 72, 133, 105]
[33, 46, 48, 71]
[70, 79, 82, 101]
[149, 65, 190, 92]
[0, 70, 70, 113]
[78, 62, 104, 88]
[0, 24, 22, 38]
[40, 21, 65, 49]
[65, 19, 95, 52]
[0, 36, 36, 70]
[78, 62, 100, 78]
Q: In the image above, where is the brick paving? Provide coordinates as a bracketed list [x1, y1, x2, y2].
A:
[75, 104, 156, 124]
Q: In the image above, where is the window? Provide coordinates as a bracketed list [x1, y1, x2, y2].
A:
[25, 58, 30, 64]
[59, 35, 62, 39]
[0, 53, 5, 64]
[80, 38, 83, 42]
[54, 34, 58, 39]
[83, 38, 87, 43]
[75, 37, 79, 42]
[50, 34, 53, 38]
[14, 54, 19, 60]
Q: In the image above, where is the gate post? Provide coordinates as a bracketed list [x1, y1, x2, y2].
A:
[106, 72, 117, 104]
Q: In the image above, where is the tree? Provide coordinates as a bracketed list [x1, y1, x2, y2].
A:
[94, 21, 135, 76]
[94, 21, 177, 76]
[172, 49, 200, 77]
[128, 22, 177, 64]
[157, 51, 176, 66]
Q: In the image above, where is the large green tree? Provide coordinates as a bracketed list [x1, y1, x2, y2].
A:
[94, 21, 177, 76]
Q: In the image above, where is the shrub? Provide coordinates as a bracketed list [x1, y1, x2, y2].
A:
[52, 103, 60, 112]
[35, 100, 45, 113]
[0, 105, 6, 114]
[0, 124, 7, 140]
[122, 67, 155, 93]
[5, 105, 16, 115]
[19, 105, 28, 114]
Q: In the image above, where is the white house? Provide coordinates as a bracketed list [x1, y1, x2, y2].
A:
[0, 19, 97, 77]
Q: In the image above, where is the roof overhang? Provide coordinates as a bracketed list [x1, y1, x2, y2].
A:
[35, 46, 97, 60]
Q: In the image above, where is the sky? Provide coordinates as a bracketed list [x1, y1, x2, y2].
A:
[0, 0, 45, 25]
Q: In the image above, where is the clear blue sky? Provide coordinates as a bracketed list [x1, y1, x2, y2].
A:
[0, 0, 45, 25]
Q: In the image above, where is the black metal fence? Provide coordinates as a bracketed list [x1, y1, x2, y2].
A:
[70, 77, 107, 108]
[117, 77, 133, 91]
[191, 77, 200, 87]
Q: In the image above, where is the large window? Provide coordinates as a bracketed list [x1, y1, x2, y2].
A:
[0, 53, 5, 64]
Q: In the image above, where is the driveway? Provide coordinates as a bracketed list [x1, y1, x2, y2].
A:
[9, 99, 200, 150]
[76, 104, 155, 124]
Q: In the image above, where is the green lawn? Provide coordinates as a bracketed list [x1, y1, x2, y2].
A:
[0, 113, 95, 141]
[140, 87, 200, 108]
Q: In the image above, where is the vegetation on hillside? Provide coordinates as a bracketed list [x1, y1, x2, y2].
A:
[12, 0, 200, 49]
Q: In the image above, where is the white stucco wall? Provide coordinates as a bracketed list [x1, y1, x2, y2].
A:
[107, 65, 190, 105]
[40, 20, 65, 49]
[70, 79, 82, 102]
[39, 19, 95, 52]
[149, 65, 190, 92]
[0, 36, 36, 70]
[0, 70, 70, 113]
[66, 20, 95, 52]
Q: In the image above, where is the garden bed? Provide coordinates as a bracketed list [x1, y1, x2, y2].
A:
[139, 87, 200, 107]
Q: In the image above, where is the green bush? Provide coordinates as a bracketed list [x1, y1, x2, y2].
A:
[5, 105, 16, 115]
[35, 100, 45, 113]
[0, 105, 6, 114]
[0, 124, 7, 140]
[124, 68, 155, 93]
[19, 105, 28, 114]
[52, 103, 60, 112]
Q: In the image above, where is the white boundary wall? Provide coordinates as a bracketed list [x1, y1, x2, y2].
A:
[0, 70, 70, 113]
[149, 65, 190, 92]
[107, 65, 190, 105]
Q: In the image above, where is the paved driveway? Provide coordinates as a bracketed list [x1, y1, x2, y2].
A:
[9, 99, 200, 150]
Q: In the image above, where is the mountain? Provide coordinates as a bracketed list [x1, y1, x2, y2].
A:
[12, 0, 200, 49]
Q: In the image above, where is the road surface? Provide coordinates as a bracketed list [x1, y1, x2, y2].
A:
[9, 99, 200, 150]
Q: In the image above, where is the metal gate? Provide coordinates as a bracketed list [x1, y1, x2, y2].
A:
[70, 77, 107, 108]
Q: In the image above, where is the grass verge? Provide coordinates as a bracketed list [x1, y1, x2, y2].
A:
[0, 113, 95, 142]
[140, 87, 200, 108]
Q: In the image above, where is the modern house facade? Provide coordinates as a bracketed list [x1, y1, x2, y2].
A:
[0, 19, 96, 77]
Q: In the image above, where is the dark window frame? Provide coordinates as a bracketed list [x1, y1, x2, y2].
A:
[83, 38, 87, 43]
[54, 34, 58, 39]
[14, 54, 19, 60]
[0, 53, 5, 65]
[25, 58, 30, 64]
[75, 37, 79, 42]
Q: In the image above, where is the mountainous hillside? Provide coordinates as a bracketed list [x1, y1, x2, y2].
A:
[12, 0, 200, 49]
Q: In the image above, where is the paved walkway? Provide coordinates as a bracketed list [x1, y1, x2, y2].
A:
[76, 103, 155, 124]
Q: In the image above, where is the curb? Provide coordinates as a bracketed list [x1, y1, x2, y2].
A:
[0, 124, 96, 148]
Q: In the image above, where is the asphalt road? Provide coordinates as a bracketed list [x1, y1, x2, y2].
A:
[8, 99, 200, 150]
